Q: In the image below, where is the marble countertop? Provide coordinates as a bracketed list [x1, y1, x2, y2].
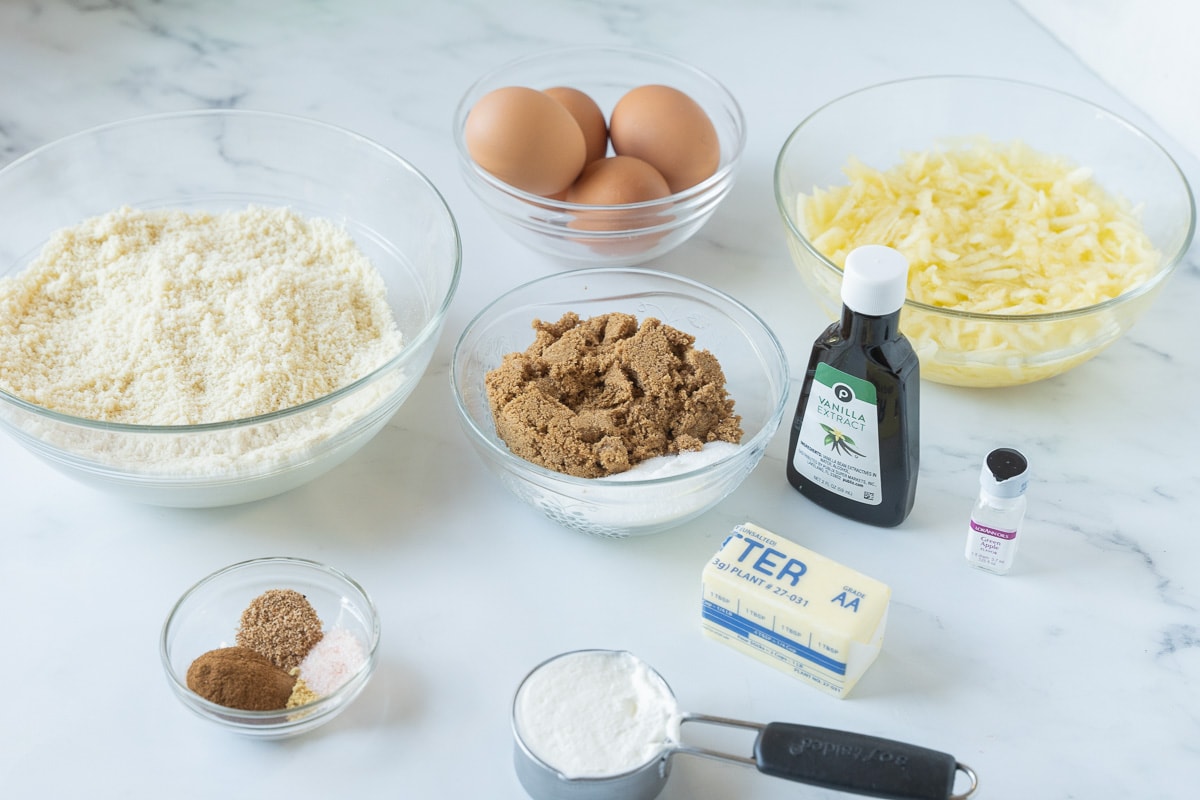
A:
[1, 1, 1196, 798]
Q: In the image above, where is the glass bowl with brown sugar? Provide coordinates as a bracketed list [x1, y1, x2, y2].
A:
[451, 267, 790, 538]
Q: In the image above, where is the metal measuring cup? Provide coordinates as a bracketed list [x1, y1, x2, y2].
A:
[512, 650, 978, 800]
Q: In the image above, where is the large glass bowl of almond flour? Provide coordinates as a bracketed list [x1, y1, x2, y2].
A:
[0, 110, 461, 506]
[451, 268, 790, 538]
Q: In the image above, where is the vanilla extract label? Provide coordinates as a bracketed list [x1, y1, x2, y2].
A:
[792, 364, 881, 506]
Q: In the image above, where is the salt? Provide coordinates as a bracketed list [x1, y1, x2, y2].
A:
[297, 626, 367, 696]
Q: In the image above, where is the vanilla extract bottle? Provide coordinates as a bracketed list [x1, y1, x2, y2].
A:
[786, 245, 919, 527]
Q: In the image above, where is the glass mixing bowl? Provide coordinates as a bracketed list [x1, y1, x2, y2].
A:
[775, 76, 1195, 388]
[451, 267, 789, 538]
[0, 109, 461, 505]
[454, 46, 746, 267]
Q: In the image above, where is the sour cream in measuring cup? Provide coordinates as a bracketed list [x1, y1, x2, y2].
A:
[513, 650, 682, 778]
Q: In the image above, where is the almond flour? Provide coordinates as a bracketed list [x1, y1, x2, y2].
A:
[0, 205, 403, 425]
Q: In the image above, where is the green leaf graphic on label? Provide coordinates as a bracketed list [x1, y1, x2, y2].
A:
[819, 424, 865, 457]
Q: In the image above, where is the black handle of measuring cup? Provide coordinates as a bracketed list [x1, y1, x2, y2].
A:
[754, 723, 960, 800]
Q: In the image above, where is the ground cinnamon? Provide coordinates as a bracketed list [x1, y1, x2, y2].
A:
[485, 312, 742, 478]
[186, 646, 296, 711]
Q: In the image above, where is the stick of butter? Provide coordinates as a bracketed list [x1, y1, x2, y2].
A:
[700, 522, 891, 698]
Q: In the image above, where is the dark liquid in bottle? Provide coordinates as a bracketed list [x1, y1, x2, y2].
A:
[786, 306, 920, 527]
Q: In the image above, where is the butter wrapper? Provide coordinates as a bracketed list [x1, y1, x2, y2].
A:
[701, 522, 890, 697]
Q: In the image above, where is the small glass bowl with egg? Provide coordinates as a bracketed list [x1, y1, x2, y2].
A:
[453, 46, 746, 267]
[775, 75, 1195, 388]
[450, 267, 789, 538]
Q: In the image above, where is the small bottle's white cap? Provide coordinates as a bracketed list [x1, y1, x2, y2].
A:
[841, 245, 909, 316]
[980, 447, 1029, 498]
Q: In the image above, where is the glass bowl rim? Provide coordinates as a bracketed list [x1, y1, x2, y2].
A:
[0, 107, 464, 432]
[449, 265, 790, 489]
[452, 44, 748, 213]
[772, 73, 1197, 323]
[158, 555, 381, 722]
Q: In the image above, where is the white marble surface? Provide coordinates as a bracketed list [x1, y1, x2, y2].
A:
[1017, 0, 1200, 161]
[1, 1, 1197, 798]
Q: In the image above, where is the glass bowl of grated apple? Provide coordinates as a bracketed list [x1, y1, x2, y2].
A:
[775, 75, 1195, 388]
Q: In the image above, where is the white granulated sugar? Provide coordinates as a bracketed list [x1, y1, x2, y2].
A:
[0, 205, 403, 425]
[604, 440, 742, 482]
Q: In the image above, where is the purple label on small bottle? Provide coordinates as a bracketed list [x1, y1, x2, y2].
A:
[970, 519, 1017, 540]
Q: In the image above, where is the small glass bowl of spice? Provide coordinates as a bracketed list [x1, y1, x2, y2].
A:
[160, 557, 380, 739]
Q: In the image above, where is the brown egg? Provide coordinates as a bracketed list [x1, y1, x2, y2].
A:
[566, 156, 671, 206]
[544, 86, 609, 165]
[566, 157, 674, 249]
[609, 84, 720, 193]
[464, 86, 587, 196]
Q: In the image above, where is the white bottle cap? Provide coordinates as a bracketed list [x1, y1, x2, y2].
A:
[841, 245, 909, 316]
[981, 447, 1029, 498]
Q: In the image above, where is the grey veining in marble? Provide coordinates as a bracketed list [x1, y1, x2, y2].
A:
[1, 1, 1197, 798]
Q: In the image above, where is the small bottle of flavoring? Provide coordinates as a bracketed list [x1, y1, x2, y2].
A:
[965, 448, 1029, 575]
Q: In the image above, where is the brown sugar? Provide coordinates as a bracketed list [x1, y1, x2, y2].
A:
[485, 312, 742, 478]
[236, 589, 324, 671]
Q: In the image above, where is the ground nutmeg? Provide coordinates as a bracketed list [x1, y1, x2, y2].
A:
[236, 588, 324, 671]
